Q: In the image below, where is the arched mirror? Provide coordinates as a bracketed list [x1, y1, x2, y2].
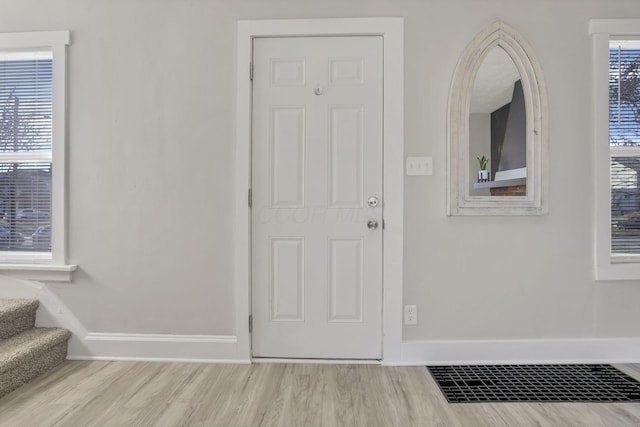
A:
[448, 21, 548, 215]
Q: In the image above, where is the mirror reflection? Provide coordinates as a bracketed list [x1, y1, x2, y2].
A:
[469, 47, 527, 197]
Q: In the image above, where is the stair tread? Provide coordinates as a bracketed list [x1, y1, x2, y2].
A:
[0, 299, 39, 320]
[0, 327, 71, 374]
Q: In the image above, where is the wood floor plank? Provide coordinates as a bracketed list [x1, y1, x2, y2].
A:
[52, 362, 165, 426]
[0, 361, 639, 426]
[388, 366, 464, 427]
[0, 361, 80, 410]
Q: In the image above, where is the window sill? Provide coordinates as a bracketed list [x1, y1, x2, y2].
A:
[595, 261, 640, 281]
[0, 263, 77, 282]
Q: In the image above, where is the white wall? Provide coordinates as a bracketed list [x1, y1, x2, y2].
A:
[1, 0, 640, 360]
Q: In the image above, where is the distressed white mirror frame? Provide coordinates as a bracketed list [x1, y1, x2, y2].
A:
[447, 21, 548, 215]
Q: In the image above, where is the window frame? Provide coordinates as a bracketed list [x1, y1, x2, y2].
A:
[591, 19, 640, 280]
[0, 31, 75, 281]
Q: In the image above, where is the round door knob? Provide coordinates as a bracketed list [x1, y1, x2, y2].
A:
[368, 196, 379, 207]
[367, 220, 379, 230]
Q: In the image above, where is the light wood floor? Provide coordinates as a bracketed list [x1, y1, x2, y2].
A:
[0, 361, 639, 426]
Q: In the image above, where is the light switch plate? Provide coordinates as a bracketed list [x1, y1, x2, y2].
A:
[406, 156, 432, 176]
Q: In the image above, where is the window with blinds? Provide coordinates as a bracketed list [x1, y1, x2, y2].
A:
[0, 50, 52, 252]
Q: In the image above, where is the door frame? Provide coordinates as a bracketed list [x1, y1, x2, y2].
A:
[235, 18, 404, 363]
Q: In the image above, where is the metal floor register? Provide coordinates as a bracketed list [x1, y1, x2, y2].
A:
[427, 364, 640, 403]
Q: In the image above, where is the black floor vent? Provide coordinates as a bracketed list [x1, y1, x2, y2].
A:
[427, 364, 640, 403]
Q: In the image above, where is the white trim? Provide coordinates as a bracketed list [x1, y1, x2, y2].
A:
[397, 338, 640, 366]
[0, 31, 69, 50]
[65, 337, 640, 365]
[589, 19, 640, 35]
[85, 333, 236, 343]
[66, 356, 250, 364]
[0, 264, 77, 282]
[51, 34, 69, 266]
[69, 333, 240, 362]
[252, 358, 381, 365]
[235, 18, 404, 363]
[590, 19, 640, 280]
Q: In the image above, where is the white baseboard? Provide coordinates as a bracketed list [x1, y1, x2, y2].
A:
[69, 336, 640, 365]
[68, 333, 247, 363]
[252, 358, 381, 365]
[393, 338, 640, 366]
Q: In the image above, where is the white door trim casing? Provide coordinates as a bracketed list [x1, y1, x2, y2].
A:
[235, 18, 404, 363]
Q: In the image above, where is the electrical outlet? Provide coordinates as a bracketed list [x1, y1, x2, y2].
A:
[404, 305, 418, 325]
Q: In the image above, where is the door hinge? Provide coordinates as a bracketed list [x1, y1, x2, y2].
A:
[248, 188, 252, 207]
[249, 62, 253, 81]
[248, 314, 252, 333]
[382, 219, 386, 230]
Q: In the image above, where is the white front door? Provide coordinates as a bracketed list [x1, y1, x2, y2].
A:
[251, 36, 383, 359]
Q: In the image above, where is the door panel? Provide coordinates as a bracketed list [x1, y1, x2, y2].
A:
[270, 238, 305, 322]
[329, 106, 364, 208]
[252, 36, 383, 359]
[270, 107, 305, 207]
[328, 238, 364, 323]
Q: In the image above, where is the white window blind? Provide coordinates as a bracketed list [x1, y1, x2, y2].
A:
[0, 50, 52, 252]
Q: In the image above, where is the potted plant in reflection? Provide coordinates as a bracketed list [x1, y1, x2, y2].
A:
[477, 155, 490, 182]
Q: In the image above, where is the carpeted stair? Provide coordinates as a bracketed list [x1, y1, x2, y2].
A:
[0, 299, 71, 399]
